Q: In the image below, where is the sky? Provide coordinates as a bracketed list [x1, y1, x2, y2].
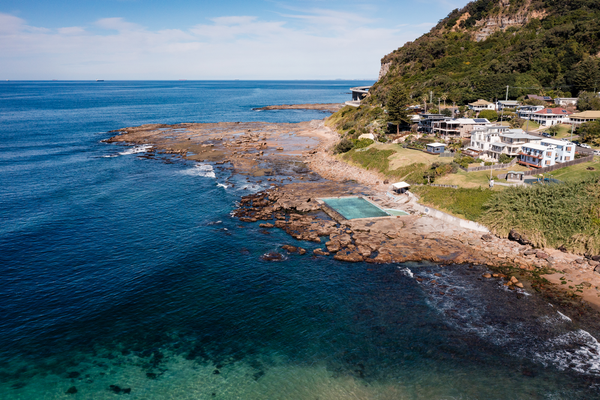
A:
[0, 0, 461, 80]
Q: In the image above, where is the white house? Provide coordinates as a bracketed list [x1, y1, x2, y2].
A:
[540, 138, 575, 162]
[554, 98, 578, 106]
[530, 108, 572, 127]
[518, 143, 556, 168]
[516, 105, 545, 119]
[431, 118, 491, 138]
[469, 125, 510, 153]
[468, 99, 495, 112]
[495, 100, 520, 111]
[488, 130, 542, 160]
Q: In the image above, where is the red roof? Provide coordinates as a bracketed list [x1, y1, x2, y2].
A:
[533, 108, 572, 115]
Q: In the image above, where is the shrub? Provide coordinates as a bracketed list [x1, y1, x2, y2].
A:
[352, 138, 374, 149]
[498, 154, 514, 164]
[378, 136, 388, 143]
[412, 186, 495, 221]
[334, 138, 354, 154]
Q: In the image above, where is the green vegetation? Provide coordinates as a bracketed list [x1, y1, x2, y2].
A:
[386, 84, 411, 134]
[412, 186, 495, 220]
[478, 110, 498, 122]
[578, 92, 600, 111]
[480, 178, 600, 254]
[547, 157, 600, 181]
[577, 120, 600, 145]
[341, 147, 455, 184]
[367, 0, 600, 108]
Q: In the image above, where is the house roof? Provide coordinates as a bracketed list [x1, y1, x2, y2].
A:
[427, 142, 446, 147]
[468, 99, 492, 106]
[541, 138, 569, 147]
[498, 100, 520, 105]
[533, 108, 572, 115]
[526, 95, 553, 101]
[522, 143, 550, 151]
[507, 171, 524, 175]
[392, 182, 411, 189]
[500, 132, 541, 140]
[570, 111, 600, 119]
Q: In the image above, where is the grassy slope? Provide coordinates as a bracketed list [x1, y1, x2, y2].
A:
[412, 186, 495, 221]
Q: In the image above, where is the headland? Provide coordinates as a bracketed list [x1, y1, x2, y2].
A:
[106, 117, 600, 319]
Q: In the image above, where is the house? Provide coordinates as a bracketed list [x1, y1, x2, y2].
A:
[496, 100, 520, 111]
[554, 97, 578, 106]
[540, 138, 575, 162]
[488, 130, 542, 160]
[526, 94, 553, 103]
[431, 118, 491, 138]
[418, 114, 447, 133]
[469, 125, 510, 153]
[425, 143, 446, 154]
[516, 105, 545, 119]
[530, 108, 572, 127]
[518, 143, 556, 168]
[569, 110, 600, 126]
[468, 99, 495, 111]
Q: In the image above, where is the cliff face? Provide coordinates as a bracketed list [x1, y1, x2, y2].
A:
[373, 0, 600, 104]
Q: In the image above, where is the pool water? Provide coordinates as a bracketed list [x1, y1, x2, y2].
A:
[321, 197, 390, 219]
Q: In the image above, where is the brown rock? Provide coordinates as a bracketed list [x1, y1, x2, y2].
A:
[298, 248, 306, 255]
[259, 223, 274, 228]
[482, 273, 492, 278]
[481, 234, 493, 242]
[282, 245, 298, 253]
[325, 240, 341, 253]
[508, 229, 531, 245]
[515, 282, 524, 288]
[333, 249, 364, 262]
[536, 251, 549, 260]
[313, 248, 330, 256]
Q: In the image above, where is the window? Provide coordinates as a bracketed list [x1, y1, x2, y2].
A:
[566, 147, 572, 152]
[545, 160, 550, 165]
[546, 152, 551, 156]
[565, 156, 570, 161]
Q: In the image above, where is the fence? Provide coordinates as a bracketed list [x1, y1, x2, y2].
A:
[429, 184, 459, 189]
[458, 157, 518, 172]
[497, 155, 594, 179]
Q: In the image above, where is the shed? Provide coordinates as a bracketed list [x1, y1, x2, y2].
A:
[426, 143, 446, 154]
[506, 171, 524, 182]
[392, 181, 411, 194]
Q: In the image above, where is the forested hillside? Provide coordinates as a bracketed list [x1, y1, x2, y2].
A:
[370, 0, 600, 105]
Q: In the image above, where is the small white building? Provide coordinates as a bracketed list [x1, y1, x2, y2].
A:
[468, 99, 495, 111]
[392, 181, 411, 194]
[530, 108, 572, 127]
[518, 143, 557, 168]
[554, 98, 578, 106]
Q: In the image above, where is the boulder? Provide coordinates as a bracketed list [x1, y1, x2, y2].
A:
[325, 240, 341, 253]
[481, 234, 493, 242]
[298, 248, 306, 255]
[261, 252, 285, 261]
[259, 223, 274, 228]
[282, 245, 298, 253]
[482, 273, 492, 278]
[508, 229, 531, 246]
[333, 249, 364, 262]
[66, 387, 77, 395]
[313, 248, 330, 256]
[536, 251, 549, 260]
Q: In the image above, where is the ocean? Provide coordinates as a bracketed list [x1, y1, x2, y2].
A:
[1, 80, 600, 399]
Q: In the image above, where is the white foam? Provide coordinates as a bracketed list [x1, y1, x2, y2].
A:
[217, 183, 229, 189]
[399, 267, 414, 278]
[534, 329, 600, 376]
[118, 144, 153, 155]
[557, 311, 572, 322]
[180, 164, 216, 178]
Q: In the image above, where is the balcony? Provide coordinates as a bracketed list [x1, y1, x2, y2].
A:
[519, 151, 542, 159]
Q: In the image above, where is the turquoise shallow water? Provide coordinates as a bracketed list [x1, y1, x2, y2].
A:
[1, 81, 600, 399]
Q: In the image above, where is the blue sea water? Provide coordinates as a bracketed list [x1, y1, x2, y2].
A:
[1, 81, 600, 399]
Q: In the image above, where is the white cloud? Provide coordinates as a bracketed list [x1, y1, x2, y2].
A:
[0, 11, 426, 79]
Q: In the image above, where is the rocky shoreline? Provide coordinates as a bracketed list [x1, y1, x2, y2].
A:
[105, 117, 600, 320]
[253, 103, 343, 113]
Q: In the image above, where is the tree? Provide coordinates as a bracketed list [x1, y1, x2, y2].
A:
[546, 125, 560, 136]
[572, 58, 600, 95]
[386, 84, 411, 134]
[441, 108, 453, 117]
[577, 92, 600, 111]
[478, 110, 498, 121]
[578, 120, 600, 145]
